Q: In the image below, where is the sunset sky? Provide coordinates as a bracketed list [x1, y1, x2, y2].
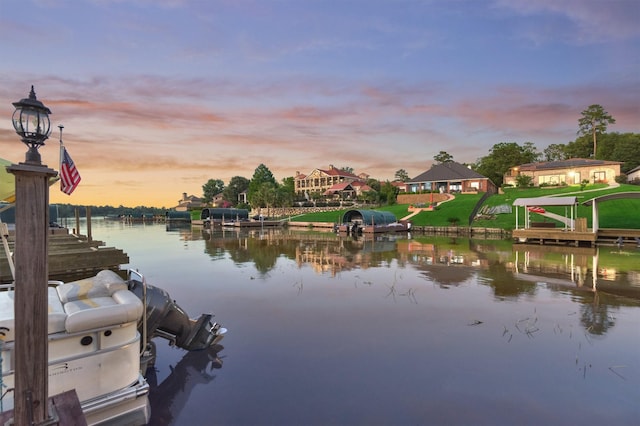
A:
[1, 0, 638, 208]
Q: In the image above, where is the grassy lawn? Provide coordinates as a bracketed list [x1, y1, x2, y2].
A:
[290, 184, 640, 230]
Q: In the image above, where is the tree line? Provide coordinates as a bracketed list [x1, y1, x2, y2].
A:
[57, 104, 638, 215]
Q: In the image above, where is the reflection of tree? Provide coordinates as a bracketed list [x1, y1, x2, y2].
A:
[202, 229, 401, 274]
[417, 265, 475, 287]
[479, 260, 537, 298]
[246, 238, 282, 274]
[578, 292, 616, 335]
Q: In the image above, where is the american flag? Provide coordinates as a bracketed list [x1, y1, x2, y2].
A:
[60, 146, 81, 195]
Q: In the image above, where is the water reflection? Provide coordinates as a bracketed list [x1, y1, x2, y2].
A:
[172, 226, 640, 302]
[147, 344, 224, 425]
[90, 221, 640, 424]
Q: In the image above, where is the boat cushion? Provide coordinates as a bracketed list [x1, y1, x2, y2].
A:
[0, 287, 67, 342]
[56, 269, 128, 303]
[57, 270, 143, 334]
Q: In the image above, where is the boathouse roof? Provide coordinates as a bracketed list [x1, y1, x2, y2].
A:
[512, 196, 578, 207]
[200, 208, 249, 220]
[582, 192, 640, 206]
[341, 209, 398, 225]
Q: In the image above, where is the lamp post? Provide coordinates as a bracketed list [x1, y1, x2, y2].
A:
[7, 86, 57, 424]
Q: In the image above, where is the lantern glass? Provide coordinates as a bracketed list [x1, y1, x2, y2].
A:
[13, 106, 51, 144]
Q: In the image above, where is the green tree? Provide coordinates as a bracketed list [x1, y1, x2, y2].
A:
[543, 143, 567, 161]
[277, 177, 295, 207]
[379, 181, 399, 205]
[578, 104, 616, 158]
[433, 151, 454, 164]
[248, 164, 277, 207]
[222, 176, 250, 206]
[340, 166, 354, 174]
[202, 179, 225, 204]
[394, 169, 410, 182]
[515, 174, 533, 188]
[366, 178, 381, 192]
[564, 135, 593, 159]
[474, 142, 540, 187]
[606, 132, 640, 173]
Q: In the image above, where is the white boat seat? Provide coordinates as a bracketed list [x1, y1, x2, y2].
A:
[0, 287, 67, 342]
[56, 269, 129, 303]
[56, 270, 143, 334]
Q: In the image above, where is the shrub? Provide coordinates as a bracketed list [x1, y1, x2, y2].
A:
[515, 174, 533, 188]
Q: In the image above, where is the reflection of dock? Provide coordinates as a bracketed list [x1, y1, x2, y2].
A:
[222, 220, 284, 228]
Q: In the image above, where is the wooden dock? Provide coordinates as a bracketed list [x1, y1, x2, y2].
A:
[512, 228, 640, 247]
[0, 230, 129, 283]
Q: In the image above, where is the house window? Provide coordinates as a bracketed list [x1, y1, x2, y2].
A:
[538, 175, 565, 185]
[593, 171, 606, 183]
[569, 172, 581, 185]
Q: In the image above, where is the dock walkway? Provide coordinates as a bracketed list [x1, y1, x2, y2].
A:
[0, 230, 129, 283]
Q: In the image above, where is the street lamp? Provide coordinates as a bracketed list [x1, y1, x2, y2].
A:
[8, 86, 58, 424]
[12, 85, 52, 164]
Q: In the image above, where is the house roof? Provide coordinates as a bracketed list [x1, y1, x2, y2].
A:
[324, 182, 354, 195]
[320, 166, 359, 179]
[627, 165, 640, 174]
[516, 158, 622, 171]
[409, 162, 487, 183]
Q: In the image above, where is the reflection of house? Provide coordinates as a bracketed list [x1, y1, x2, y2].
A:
[295, 165, 367, 199]
[408, 162, 496, 194]
[504, 158, 622, 186]
[175, 192, 205, 211]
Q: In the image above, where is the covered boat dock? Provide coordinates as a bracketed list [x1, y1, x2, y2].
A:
[511, 196, 594, 246]
[338, 209, 407, 234]
[512, 193, 640, 246]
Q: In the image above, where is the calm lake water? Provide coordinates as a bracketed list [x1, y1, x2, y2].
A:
[85, 219, 640, 426]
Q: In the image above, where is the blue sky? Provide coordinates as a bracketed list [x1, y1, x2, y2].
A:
[1, 0, 638, 207]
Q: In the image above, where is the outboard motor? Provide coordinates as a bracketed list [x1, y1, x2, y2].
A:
[126, 272, 226, 354]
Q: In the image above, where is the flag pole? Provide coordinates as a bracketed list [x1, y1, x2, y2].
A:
[58, 124, 64, 168]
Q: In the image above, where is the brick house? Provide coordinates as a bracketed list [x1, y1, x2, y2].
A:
[503, 158, 622, 187]
[175, 192, 205, 211]
[295, 165, 367, 199]
[408, 162, 496, 194]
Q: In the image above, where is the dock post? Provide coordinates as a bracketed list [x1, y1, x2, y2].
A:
[7, 162, 57, 424]
[75, 207, 81, 236]
[86, 206, 92, 243]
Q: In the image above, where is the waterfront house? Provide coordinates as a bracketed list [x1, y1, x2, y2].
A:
[295, 165, 367, 199]
[407, 162, 496, 194]
[503, 158, 622, 187]
[175, 192, 205, 211]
